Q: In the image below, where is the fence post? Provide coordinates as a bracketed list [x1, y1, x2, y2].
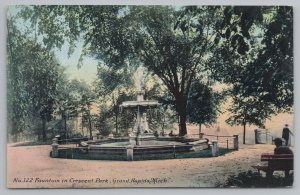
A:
[126, 145, 133, 161]
[52, 138, 59, 158]
[233, 135, 239, 150]
[173, 145, 176, 158]
[254, 129, 259, 144]
[211, 140, 219, 157]
[227, 138, 229, 150]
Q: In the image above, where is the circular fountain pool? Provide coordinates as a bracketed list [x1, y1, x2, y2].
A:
[52, 136, 210, 161]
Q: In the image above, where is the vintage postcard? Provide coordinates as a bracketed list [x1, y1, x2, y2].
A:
[6, 5, 294, 188]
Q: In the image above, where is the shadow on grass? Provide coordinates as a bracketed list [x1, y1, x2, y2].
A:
[218, 170, 293, 188]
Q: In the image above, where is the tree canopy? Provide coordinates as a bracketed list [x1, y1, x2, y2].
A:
[9, 5, 294, 140]
[187, 81, 223, 132]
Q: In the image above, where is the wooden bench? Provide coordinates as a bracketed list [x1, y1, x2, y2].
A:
[252, 153, 293, 178]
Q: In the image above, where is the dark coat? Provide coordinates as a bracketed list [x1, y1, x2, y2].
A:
[274, 146, 293, 155]
[282, 127, 290, 142]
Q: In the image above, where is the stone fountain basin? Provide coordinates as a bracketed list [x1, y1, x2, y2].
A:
[54, 137, 209, 161]
[84, 137, 209, 155]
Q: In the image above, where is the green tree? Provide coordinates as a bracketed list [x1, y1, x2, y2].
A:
[226, 96, 274, 144]
[69, 79, 96, 139]
[219, 6, 293, 111]
[56, 78, 96, 139]
[7, 18, 29, 142]
[54, 72, 76, 139]
[186, 81, 222, 135]
[96, 66, 134, 135]
[208, 6, 293, 143]
[7, 17, 61, 142]
[145, 80, 177, 135]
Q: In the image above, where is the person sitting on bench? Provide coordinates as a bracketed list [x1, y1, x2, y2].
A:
[274, 138, 293, 155]
[252, 138, 293, 178]
[274, 137, 293, 178]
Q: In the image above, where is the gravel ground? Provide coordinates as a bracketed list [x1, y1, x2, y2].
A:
[7, 143, 284, 188]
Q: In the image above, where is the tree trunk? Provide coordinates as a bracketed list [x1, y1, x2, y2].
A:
[81, 114, 85, 136]
[243, 122, 246, 144]
[199, 123, 202, 138]
[115, 112, 118, 134]
[11, 120, 18, 143]
[178, 112, 187, 136]
[161, 115, 165, 133]
[62, 113, 67, 140]
[42, 118, 47, 142]
[88, 115, 92, 140]
[176, 96, 188, 136]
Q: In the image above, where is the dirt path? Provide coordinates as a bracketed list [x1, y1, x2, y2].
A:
[7, 144, 276, 188]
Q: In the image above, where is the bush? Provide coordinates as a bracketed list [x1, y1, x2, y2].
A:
[219, 170, 293, 188]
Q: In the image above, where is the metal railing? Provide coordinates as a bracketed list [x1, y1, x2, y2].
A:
[255, 130, 274, 144]
[188, 133, 237, 150]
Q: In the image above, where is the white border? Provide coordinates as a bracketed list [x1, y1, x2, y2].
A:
[1, 1, 299, 195]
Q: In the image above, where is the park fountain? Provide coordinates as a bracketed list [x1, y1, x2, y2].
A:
[119, 66, 159, 145]
[51, 66, 210, 161]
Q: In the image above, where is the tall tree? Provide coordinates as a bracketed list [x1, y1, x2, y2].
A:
[218, 6, 293, 112]
[7, 18, 29, 142]
[96, 66, 134, 135]
[204, 6, 293, 144]
[73, 80, 97, 139]
[7, 18, 60, 141]
[186, 81, 223, 134]
[226, 95, 275, 144]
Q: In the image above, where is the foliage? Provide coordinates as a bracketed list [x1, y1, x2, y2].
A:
[18, 5, 225, 136]
[145, 79, 177, 134]
[11, 5, 294, 141]
[7, 19, 30, 141]
[95, 66, 135, 135]
[147, 106, 177, 134]
[187, 81, 223, 129]
[241, 7, 293, 112]
[219, 170, 293, 188]
[208, 6, 293, 143]
[95, 105, 114, 136]
[7, 18, 60, 141]
[223, 6, 293, 113]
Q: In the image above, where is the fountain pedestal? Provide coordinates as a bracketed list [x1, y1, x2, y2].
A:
[120, 66, 159, 145]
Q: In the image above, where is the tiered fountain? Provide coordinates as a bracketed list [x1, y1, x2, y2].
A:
[120, 66, 159, 145]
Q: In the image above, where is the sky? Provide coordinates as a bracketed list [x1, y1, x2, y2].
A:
[8, 5, 98, 84]
[54, 40, 98, 84]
